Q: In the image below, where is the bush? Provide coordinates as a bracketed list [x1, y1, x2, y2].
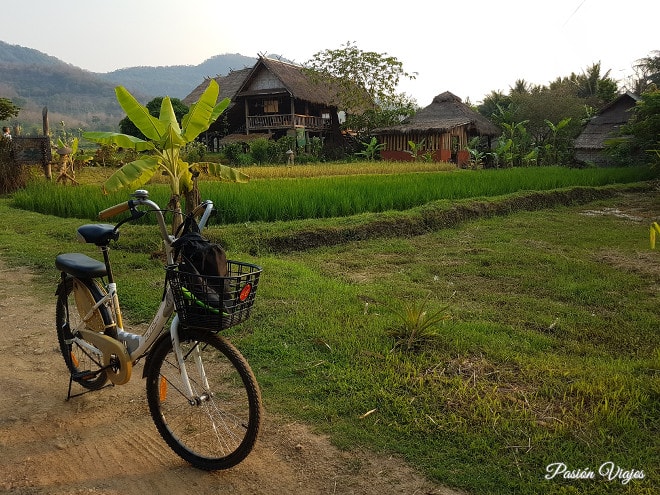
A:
[183, 141, 207, 163]
[221, 142, 245, 165]
[249, 138, 272, 165]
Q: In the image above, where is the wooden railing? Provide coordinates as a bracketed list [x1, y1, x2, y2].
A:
[247, 114, 331, 131]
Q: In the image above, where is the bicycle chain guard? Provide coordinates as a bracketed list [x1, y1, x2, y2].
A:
[77, 328, 132, 385]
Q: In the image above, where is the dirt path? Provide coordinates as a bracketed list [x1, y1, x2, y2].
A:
[0, 260, 463, 495]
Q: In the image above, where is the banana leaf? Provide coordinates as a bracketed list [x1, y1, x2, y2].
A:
[182, 80, 226, 142]
[83, 131, 155, 152]
[115, 86, 165, 142]
[206, 162, 250, 183]
[103, 156, 161, 193]
[159, 97, 182, 135]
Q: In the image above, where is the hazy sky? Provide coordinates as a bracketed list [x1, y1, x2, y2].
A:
[2, 0, 657, 105]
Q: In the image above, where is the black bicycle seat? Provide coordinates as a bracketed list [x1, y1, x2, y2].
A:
[77, 224, 119, 246]
[55, 253, 107, 278]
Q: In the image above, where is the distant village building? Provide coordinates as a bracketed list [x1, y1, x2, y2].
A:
[183, 56, 353, 153]
[372, 91, 500, 166]
[573, 92, 639, 166]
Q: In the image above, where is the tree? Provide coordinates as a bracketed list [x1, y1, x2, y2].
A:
[119, 97, 189, 140]
[0, 98, 20, 121]
[628, 51, 660, 94]
[83, 80, 248, 233]
[304, 41, 417, 137]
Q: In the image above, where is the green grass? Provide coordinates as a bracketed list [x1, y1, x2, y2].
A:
[11, 165, 654, 223]
[0, 176, 658, 494]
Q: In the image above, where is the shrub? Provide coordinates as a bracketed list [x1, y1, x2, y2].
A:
[249, 138, 271, 165]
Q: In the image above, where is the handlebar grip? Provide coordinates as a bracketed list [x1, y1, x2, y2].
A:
[98, 201, 131, 220]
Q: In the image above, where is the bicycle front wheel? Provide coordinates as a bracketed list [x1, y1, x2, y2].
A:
[145, 328, 262, 470]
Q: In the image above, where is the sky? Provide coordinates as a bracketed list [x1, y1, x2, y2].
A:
[1, 0, 658, 106]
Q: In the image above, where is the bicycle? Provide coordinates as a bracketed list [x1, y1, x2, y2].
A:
[54, 189, 263, 470]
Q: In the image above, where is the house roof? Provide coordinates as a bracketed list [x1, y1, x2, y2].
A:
[185, 56, 372, 112]
[373, 91, 500, 136]
[574, 92, 639, 150]
[182, 67, 252, 106]
[236, 56, 347, 109]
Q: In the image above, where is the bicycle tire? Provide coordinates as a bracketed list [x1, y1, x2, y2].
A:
[145, 328, 262, 470]
[55, 276, 112, 390]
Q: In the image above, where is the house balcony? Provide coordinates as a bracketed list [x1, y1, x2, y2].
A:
[247, 114, 331, 132]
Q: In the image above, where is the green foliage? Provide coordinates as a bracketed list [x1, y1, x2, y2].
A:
[630, 50, 660, 94]
[304, 41, 417, 136]
[406, 139, 428, 161]
[90, 144, 139, 167]
[354, 137, 385, 161]
[346, 93, 418, 138]
[182, 140, 207, 163]
[388, 297, 451, 351]
[249, 138, 273, 165]
[119, 97, 189, 140]
[12, 166, 654, 224]
[83, 80, 247, 224]
[0, 97, 20, 121]
[606, 90, 660, 166]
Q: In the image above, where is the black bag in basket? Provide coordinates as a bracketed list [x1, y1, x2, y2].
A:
[171, 217, 229, 313]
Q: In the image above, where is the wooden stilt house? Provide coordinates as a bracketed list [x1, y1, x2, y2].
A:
[183, 56, 347, 152]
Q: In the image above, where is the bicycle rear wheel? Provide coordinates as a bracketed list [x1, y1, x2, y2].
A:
[55, 276, 112, 390]
[145, 328, 262, 470]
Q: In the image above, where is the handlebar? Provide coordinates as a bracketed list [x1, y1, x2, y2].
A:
[99, 201, 134, 220]
[97, 191, 214, 241]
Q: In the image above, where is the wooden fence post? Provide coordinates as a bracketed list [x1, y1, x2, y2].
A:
[42, 106, 51, 179]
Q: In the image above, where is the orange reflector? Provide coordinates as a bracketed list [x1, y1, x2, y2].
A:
[71, 352, 79, 368]
[159, 377, 168, 402]
[239, 283, 252, 301]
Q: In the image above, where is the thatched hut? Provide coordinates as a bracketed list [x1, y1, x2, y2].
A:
[372, 91, 500, 165]
[573, 92, 639, 166]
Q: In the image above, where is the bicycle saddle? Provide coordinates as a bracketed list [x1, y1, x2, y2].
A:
[55, 253, 107, 278]
[77, 224, 120, 246]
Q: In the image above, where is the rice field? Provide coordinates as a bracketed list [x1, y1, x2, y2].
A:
[11, 165, 654, 223]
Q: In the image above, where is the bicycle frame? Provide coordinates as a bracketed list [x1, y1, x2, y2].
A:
[66, 190, 216, 399]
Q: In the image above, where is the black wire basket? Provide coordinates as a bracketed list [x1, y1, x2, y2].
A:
[166, 261, 262, 331]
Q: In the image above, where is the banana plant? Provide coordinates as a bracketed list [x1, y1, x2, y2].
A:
[83, 79, 248, 232]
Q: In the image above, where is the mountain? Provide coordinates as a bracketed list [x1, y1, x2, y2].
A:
[98, 53, 257, 99]
[0, 40, 258, 131]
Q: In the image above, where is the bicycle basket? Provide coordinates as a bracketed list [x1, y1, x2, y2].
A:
[166, 261, 262, 331]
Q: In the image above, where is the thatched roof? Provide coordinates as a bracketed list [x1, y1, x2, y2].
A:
[373, 91, 500, 136]
[182, 67, 252, 106]
[574, 92, 639, 150]
[183, 56, 372, 115]
[236, 56, 345, 108]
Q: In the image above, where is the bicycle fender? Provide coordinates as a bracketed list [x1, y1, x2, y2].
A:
[142, 332, 171, 379]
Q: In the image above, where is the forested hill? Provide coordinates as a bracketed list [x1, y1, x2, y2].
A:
[99, 53, 257, 99]
[0, 40, 257, 131]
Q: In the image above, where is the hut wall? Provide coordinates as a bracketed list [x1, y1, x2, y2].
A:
[378, 129, 472, 163]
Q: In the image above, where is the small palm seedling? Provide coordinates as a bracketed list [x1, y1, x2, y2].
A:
[388, 296, 451, 351]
